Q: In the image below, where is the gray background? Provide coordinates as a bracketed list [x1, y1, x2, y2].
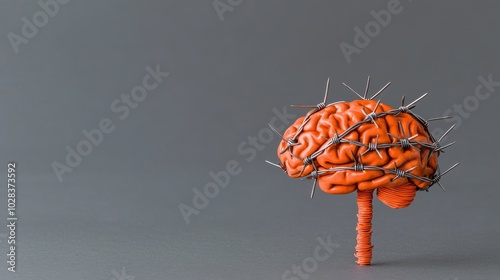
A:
[0, 0, 499, 279]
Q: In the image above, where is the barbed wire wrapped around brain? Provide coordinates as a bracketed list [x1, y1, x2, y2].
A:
[267, 78, 459, 265]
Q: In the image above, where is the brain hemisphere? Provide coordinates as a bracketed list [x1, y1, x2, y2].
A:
[278, 100, 438, 195]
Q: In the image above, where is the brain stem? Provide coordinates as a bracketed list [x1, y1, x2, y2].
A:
[355, 190, 374, 265]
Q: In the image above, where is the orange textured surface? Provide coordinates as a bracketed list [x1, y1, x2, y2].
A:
[355, 190, 374, 265]
[277, 100, 438, 203]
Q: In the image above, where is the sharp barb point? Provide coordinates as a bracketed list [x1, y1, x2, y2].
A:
[437, 181, 446, 192]
[370, 82, 391, 100]
[406, 166, 417, 172]
[436, 141, 456, 151]
[398, 121, 406, 138]
[310, 179, 317, 199]
[268, 123, 284, 139]
[342, 82, 364, 99]
[373, 99, 381, 112]
[324, 78, 331, 104]
[350, 150, 357, 162]
[408, 134, 419, 140]
[438, 124, 457, 142]
[291, 104, 317, 108]
[364, 76, 371, 99]
[265, 160, 282, 168]
[361, 107, 368, 116]
[407, 92, 428, 108]
[440, 162, 460, 177]
[388, 132, 399, 141]
[428, 115, 453, 122]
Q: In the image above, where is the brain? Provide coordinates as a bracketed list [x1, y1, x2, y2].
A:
[274, 81, 453, 209]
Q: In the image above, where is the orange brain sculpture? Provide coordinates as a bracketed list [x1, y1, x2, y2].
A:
[270, 78, 458, 265]
[278, 98, 438, 208]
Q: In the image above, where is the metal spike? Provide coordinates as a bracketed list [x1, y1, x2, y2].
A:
[398, 121, 406, 138]
[432, 162, 460, 191]
[361, 103, 380, 128]
[268, 123, 284, 140]
[298, 156, 314, 177]
[373, 99, 381, 112]
[350, 150, 357, 162]
[435, 141, 456, 152]
[436, 181, 446, 192]
[361, 107, 367, 115]
[401, 95, 406, 106]
[297, 165, 307, 177]
[361, 135, 383, 158]
[412, 144, 421, 152]
[408, 134, 419, 140]
[391, 162, 401, 181]
[291, 104, 318, 108]
[342, 82, 364, 99]
[439, 162, 460, 178]
[292, 79, 330, 110]
[428, 115, 453, 122]
[269, 123, 299, 155]
[323, 78, 330, 104]
[438, 124, 457, 142]
[265, 160, 282, 169]
[387, 133, 398, 142]
[406, 166, 417, 173]
[370, 82, 391, 100]
[373, 135, 383, 158]
[310, 178, 317, 199]
[406, 92, 428, 109]
[426, 149, 435, 162]
[364, 76, 371, 99]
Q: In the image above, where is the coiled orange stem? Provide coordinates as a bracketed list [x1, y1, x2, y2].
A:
[355, 190, 374, 265]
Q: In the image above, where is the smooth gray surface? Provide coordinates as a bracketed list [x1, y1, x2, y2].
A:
[0, 1, 499, 279]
